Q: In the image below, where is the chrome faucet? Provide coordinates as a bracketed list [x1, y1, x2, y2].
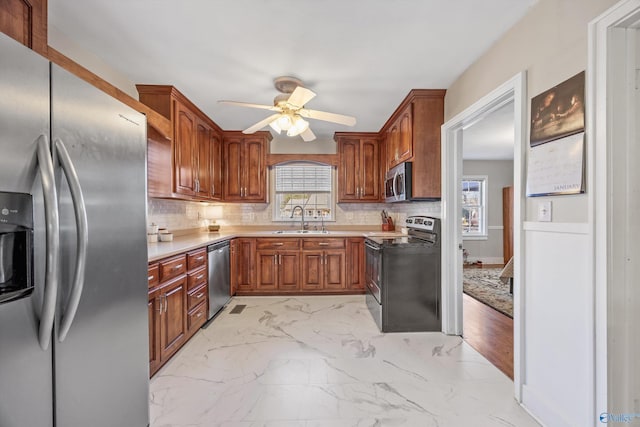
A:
[290, 205, 305, 231]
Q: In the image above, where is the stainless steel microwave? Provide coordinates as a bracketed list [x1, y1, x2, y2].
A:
[384, 162, 412, 203]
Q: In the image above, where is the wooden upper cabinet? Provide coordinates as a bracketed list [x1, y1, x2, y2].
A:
[223, 132, 271, 203]
[137, 85, 224, 201]
[335, 133, 381, 203]
[381, 89, 445, 199]
[174, 101, 197, 196]
[209, 130, 223, 200]
[0, 0, 48, 55]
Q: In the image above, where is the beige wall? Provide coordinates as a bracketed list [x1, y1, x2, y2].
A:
[444, 0, 618, 223]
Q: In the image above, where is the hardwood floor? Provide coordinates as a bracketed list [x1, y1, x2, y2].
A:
[463, 293, 514, 379]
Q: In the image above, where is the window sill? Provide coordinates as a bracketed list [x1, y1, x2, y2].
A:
[462, 235, 488, 241]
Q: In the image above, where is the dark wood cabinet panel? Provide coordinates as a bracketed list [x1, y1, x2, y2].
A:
[335, 133, 381, 203]
[347, 238, 365, 290]
[279, 252, 300, 291]
[174, 102, 197, 196]
[223, 133, 270, 203]
[0, 0, 47, 55]
[256, 250, 278, 291]
[159, 276, 187, 363]
[210, 131, 223, 200]
[148, 288, 161, 376]
[233, 238, 256, 292]
[195, 120, 211, 199]
[301, 251, 323, 291]
[324, 250, 346, 290]
[186, 302, 207, 337]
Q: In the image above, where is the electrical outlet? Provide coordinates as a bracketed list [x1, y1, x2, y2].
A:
[538, 201, 552, 222]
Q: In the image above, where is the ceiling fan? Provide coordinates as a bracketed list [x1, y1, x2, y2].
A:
[218, 76, 356, 142]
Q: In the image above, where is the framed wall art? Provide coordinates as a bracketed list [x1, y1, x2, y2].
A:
[530, 71, 585, 146]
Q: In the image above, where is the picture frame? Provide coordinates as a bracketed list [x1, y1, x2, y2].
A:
[530, 71, 585, 146]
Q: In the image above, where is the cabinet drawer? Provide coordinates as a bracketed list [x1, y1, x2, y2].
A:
[187, 266, 207, 291]
[256, 238, 300, 250]
[148, 264, 159, 288]
[187, 284, 208, 311]
[187, 248, 207, 271]
[187, 301, 207, 331]
[159, 255, 187, 282]
[302, 238, 346, 250]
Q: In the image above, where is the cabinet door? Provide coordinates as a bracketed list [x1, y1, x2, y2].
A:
[338, 138, 360, 201]
[324, 250, 346, 290]
[230, 240, 239, 295]
[360, 138, 380, 201]
[256, 250, 278, 291]
[160, 276, 187, 362]
[174, 102, 196, 196]
[224, 137, 243, 200]
[278, 252, 300, 291]
[396, 106, 413, 164]
[347, 238, 365, 290]
[148, 288, 162, 376]
[387, 124, 400, 169]
[244, 137, 267, 201]
[0, 0, 48, 55]
[301, 251, 323, 290]
[195, 120, 211, 199]
[235, 239, 256, 291]
[210, 131, 223, 200]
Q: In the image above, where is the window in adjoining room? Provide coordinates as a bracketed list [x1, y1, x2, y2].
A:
[461, 176, 487, 239]
[273, 162, 335, 222]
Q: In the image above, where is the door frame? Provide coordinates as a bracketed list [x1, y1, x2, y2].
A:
[589, 0, 640, 416]
[441, 71, 527, 400]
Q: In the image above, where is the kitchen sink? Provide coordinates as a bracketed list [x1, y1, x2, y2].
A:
[272, 230, 330, 234]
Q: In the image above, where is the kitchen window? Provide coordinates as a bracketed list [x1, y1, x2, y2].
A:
[273, 162, 335, 222]
[461, 176, 487, 239]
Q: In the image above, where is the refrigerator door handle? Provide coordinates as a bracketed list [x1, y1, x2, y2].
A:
[36, 134, 60, 350]
[54, 138, 89, 342]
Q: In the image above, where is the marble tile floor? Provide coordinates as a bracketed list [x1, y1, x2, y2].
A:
[150, 296, 539, 427]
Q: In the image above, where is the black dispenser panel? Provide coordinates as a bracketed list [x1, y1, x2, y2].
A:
[0, 192, 34, 304]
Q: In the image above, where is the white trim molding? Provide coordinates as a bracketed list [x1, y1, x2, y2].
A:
[441, 71, 527, 402]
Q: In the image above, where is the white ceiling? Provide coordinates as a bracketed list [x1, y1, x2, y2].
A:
[462, 100, 515, 160]
[48, 0, 535, 142]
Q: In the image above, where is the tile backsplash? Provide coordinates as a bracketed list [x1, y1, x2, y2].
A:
[148, 198, 441, 231]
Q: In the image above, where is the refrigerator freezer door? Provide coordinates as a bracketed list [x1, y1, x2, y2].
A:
[0, 34, 54, 427]
[51, 65, 150, 427]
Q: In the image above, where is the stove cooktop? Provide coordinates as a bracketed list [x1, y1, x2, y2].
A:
[365, 236, 435, 247]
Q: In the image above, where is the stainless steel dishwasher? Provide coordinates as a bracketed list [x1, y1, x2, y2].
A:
[207, 240, 230, 320]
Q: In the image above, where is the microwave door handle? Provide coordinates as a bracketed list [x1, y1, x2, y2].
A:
[392, 170, 400, 201]
[54, 139, 88, 342]
[36, 135, 60, 351]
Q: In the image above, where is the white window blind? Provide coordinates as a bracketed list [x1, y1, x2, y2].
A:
[275, 164, 332, 192]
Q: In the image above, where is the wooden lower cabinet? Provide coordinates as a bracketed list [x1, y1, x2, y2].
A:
[233, 237, 359, 295]
[149, 248, 210, 377]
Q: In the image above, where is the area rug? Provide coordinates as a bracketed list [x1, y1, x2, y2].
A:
[463, 267, 513, 318]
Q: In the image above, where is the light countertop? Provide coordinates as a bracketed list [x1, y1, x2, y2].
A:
[147, 228, 405, 262]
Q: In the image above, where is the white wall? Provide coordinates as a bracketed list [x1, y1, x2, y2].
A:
[462, 160, 513, 263]
[444, 0, 619, 425]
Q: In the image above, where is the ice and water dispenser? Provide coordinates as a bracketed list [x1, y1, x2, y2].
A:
[0, 192, 33, 304]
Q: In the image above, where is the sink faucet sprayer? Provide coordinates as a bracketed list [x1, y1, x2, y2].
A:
[290, 205, 305, 231]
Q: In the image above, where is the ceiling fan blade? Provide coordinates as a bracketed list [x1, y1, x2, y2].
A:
[218, 100, 280, 111]
[300, 127, 316, 142]
[299, 108, 356, 126]
[286, 87, 316, 109]
[243, 113, 282, 134]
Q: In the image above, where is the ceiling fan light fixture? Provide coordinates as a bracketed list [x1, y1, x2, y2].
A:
[277, 114, 293, 131]
[269, 120, 282, 134]
[286, 117, 309, 137]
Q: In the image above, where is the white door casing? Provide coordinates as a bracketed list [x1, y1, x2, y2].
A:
[441, 71, 527, 401]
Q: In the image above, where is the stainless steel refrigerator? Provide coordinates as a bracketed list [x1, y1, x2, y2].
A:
[0, 33, 149, 427]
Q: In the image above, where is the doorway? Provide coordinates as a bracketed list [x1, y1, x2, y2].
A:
[441, 72, 527, 400]
[459, 100, 515, 379]
[590, 0, 640, 415]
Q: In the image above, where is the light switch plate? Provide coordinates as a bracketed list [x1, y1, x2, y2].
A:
[538, 201, 552, 222]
